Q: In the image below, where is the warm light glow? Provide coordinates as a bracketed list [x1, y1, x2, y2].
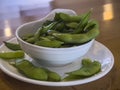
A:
[4, 20, 12, 37]
[103, 3, 114, 21]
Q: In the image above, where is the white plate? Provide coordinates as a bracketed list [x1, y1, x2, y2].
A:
[0, 38, 114, 86]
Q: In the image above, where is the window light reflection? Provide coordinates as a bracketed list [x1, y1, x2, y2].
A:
[103, 3, 114, 21]
[4, 20, 12, 37]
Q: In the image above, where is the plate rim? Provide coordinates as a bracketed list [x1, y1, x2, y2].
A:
[0, 37, 114, 86]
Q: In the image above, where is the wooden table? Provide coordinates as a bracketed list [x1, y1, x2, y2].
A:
[0, 0, 120, 90]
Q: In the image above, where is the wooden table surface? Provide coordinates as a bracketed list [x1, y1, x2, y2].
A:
[0, 0, 120, 90]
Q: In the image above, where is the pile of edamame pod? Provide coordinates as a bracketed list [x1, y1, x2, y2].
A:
[22, 10, 100, 48]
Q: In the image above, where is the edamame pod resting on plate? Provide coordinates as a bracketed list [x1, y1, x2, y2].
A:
[4, 41, 21, 51]
[13, 59, 61, 81]
[0, 51, 24, 59]
[67, 59, 101, 76]
[14, 59, 48, 81]
[43, 68, 61, 81]
[63, 59, 101, 81]
[47, 71, 61, 81]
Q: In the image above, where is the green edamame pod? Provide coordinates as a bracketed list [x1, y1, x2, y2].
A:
[52, 32, 86, 44]
[40, 22, 57, 35]
[45, 36, 56, 41]
[15, 59, 48, 81]
[59, 13, 81, 22]
[54, 13, 61, 21]
[34, 22, 57, 41]
[54, 22, 65, 31]
[67, 59, 101, 76]
[35, 40, 64, 48]
[43, 69, 61, 81]
[66, 22, 78, 29]
[82, 58, 92, 66]
[22, 34, 34, 41]
[34, 27, 42, 41]
[39, 37, 51, 41]
[47, 71, 61, 81]
[4, 41, 21, 51]
[62, 75, 85, 81]
[42, 20, 53, 26]
[25, 37, 35, 44]
[73, 10, 92, 34]
[86, 26, 99, 39]
[51, 26, 99, 44]
[83, 20, 99, 33]
[63, 59, 101, 81]
[0, 51, 24, 59]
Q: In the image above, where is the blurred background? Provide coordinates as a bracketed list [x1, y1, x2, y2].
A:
[0, 0, 117, 44]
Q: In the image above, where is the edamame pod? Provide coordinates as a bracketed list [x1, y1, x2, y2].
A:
[0, 51, 24, 59]
[66, 22, 78, 29]
[25, 37, 35, 44]
[14, 59, 61, 81]
[39, 37, 51, 41]
[83, 20, 99, 33]
[62, 75, 85, 81]
[40, 22, 57, 35]
[59, 13, 81, 22]
[43, 69, 61, 81]
[34, 22, 57, 41]
[73, 10, 92, 33]
[47, 71, 61, 81]
[82, 58, 92, 66]
[34, 27, 42, 41]
[67, 59, 101, 76]
[15, 59, 48, 81]
[51, 25, 99, 44]
[42, 20, 53, 26]
[22, 34, 34, 41]
[54, 22, 65, 31]
[45, 36, 56, 41]
[4, 41, 21, 51]
[35, 40, 64, 48]
[54, 13, 61, 21]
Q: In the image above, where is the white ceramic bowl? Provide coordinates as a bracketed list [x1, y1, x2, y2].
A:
[16, 9, 94, 66]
